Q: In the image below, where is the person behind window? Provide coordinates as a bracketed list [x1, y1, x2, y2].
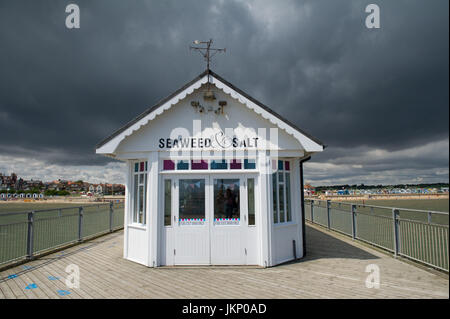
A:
[225, 188, 234, 218]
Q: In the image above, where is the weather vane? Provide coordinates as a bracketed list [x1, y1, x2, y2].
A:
[190, 39, 226, 71]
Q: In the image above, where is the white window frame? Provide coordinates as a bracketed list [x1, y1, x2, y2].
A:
[273, 160, 293, 225]
[163, 177, 173, 228]
[246, 177, 256, 227]
[131, 160, 148, 226]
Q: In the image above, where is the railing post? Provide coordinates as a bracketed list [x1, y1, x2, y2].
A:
[26, 211, 35, 260]
[427, 212, 432, 224]
[351, 204, 356, 240]
[311, 200, 314, 223]
[109, 201, 114, 232]
[326, 200, 331, 229]
[78, 206, 84, 242]
[392, 209, 400, 257]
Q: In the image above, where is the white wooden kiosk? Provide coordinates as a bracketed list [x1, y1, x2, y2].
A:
[96, 70, 324, 267]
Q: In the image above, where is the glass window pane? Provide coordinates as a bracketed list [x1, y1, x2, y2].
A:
[191, 160, 208, 170]
[140, 162, 145, 172]
[279, 182, 285, 223]
[211, 160, 227, 170]
[138, 185, 144, 223]
[278, 172, 284, 182]
[133, 174, 138, 222]
[272, 173, 278, 223]
[286, 173, 291, 222]
[179, 179, 205, 221]
[164, 180, 171, 226]
[163, 160, 175, 170]
[244, 159, 256, 169]
[214, 179, 240, 221]
[139, 174, 144, 184]
[247, 178, 255, 225]
[285, 161, 290, 171]
[278, 160, 283, 171]
[230, 159, 242, 169]
[145, 161, 148, 171]
[134, 163, 139, 172]
[143, 174, 147, 225]
[177, 160, 189, 170]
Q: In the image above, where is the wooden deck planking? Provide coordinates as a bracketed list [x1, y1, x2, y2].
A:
[35, 259, 89, 299]
[0, 224, 448, 299]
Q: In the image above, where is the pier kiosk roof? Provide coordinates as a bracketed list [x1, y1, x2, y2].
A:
[96, 69, 325, 156]
[96, 69, 324, 267]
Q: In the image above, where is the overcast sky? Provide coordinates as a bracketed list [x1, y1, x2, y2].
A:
[0, 0, 448, 186]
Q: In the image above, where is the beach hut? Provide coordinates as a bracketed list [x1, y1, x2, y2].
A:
[96, 69, 324, 267]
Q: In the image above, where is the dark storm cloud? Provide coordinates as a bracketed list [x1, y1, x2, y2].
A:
[0, 0, 448, 184]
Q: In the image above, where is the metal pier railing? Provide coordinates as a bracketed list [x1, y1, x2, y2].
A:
[0, 201, 124, 267]
[305, 199, 449, 272]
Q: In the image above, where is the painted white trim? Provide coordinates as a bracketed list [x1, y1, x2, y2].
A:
[273, 222, 298, 230]
[116, 152, 151, 160]
[258, 151, 271, 267]
[123, 161, 132, 259]
[292, 158, 303, 258]
[128, 224, 147, 231]
[158, 153, 261, 160]
[277, 150, 305, 157]
[148, 152, 159, 267]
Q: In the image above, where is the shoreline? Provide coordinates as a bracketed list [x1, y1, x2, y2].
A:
[311, 193, 449, 201]
[0, 196, 125, 205]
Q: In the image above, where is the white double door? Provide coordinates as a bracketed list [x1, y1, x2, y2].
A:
[170, 174, 256, 265]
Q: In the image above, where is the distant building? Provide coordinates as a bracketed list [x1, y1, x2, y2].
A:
[304, 184, 315, 196]
[337, 189, 350, 195]
[0, 172, 18, 190]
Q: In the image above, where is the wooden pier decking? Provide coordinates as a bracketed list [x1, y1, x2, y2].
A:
[0, 223, 448, 299]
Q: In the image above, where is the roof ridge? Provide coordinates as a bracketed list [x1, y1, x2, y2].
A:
[96, 69, 325, 150]
[95, 69, 209, 149]
[209, 70, 326, 148]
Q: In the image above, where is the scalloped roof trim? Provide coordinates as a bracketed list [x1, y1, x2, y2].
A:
[96, 70, 324, 154]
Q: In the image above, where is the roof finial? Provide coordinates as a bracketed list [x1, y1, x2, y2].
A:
[190, 39, 226, 72]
